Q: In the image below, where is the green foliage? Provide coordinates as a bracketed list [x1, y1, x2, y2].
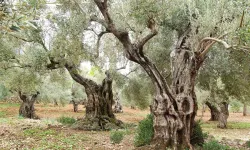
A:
[0, 103, 20, 109]
[203, 140, 234, 150]
[190, 121, 205, 146]
[0, 111, 6, 118]
[110, 130, 124, 144]
[129, 0, 160, 25]
[230, 100, 242, 113]
[57, 116, 76, 125]
[39, 75, 72, 105]
[246, 140, 250, 148]
[2, 69, 41, 94]
[23, 128, 57, 137]
[201, 121, 250, 129]
[122, 77, 153, 109]
[0, 84, 8, 100]
[134, 114, 154, 147]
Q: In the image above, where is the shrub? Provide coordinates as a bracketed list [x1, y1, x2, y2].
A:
[203, 140, 234, 150]
[57, 116, 76, 125]
[134, 114, 153, 147]
[110, 130, 124, 144]
[246, 140, 250, 148]
[191, 121, 206, 146]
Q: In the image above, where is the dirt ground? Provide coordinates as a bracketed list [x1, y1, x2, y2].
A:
[0, 102, 250, 150]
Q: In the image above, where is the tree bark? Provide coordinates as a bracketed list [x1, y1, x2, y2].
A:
[18, 91, 39, 119]
[205, 101, 219, 121]
[169, 46, 200, 149]
[113, 93, 123, 113]
[72, 100, 79, 112]
[53, 99, 58, 106]
[243, 104, 247, 116]
[65, 64, 121, 130]
[217, 102, 229, 129]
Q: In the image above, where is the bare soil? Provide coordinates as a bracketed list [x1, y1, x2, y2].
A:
[0, 102, 250, 150]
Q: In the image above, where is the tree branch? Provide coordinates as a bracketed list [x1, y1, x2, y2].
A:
[9, 34, 33, 42]
[116, 60, 128, 71]
[199, 37, 231, 58]
[96, 31, 109, 58]
[138, 30, 158, 49]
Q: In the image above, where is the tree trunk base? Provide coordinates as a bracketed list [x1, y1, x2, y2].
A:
[72, 116, 123, 131]
[19, 102, 39, 119]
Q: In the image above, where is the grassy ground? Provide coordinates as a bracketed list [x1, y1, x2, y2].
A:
[0, 102, 250, 149]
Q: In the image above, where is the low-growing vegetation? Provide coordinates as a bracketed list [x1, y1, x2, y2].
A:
[203, 140, 235, 150]
[57, 116, 76, 125]
[134, 114, 154, 147]
[110, 130, 125, 144]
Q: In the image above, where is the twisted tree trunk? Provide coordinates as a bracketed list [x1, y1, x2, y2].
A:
[65, 64, 121, 130]
[217, 102, 229, 129]
[18, 91, 39, 119]
[205, 101, 219, 121]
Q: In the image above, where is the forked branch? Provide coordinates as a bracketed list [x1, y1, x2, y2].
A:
[198, 37, 232, 58]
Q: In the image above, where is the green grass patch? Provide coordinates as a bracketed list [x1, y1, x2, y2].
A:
[0, 103, 20, 108]
[203, 140, 235, 150]
[110, 130, 124, 144]
[23, 128, 57, 137]
[201, 121, 250, 129]
[32, 133, 88, 150]
[227, 122, 250, 129]
[57, 116, 76, 125]
[0, 111, 6, 118]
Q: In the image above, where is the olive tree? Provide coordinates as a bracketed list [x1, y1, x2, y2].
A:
[91, 0, 247, 149]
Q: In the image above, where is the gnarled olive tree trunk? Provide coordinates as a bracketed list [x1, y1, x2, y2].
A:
[205, 101, 219, 121]
[217, 102, 229, 129]
[169, 46, 201, 149]
[65, 64, 121, 130]
[18, 91, 39, 119]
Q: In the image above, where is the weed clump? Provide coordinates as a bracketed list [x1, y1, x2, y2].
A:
[203, 140, 234, 150]
[246, 140, 250, 148]
[191, 121, 207, 146]
[57, 116, 76, 125]
[110, 130, 124, 144]
[134, 114, 153, 147]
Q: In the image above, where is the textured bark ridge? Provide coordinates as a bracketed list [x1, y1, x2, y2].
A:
[169, 46, 199, 149]
[18, 91, 39, 119]
[206, 101, 219, 121]
[65, 64, 122, 130]
[113, 93, 123, 113]
[217, 102, 229, 129]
